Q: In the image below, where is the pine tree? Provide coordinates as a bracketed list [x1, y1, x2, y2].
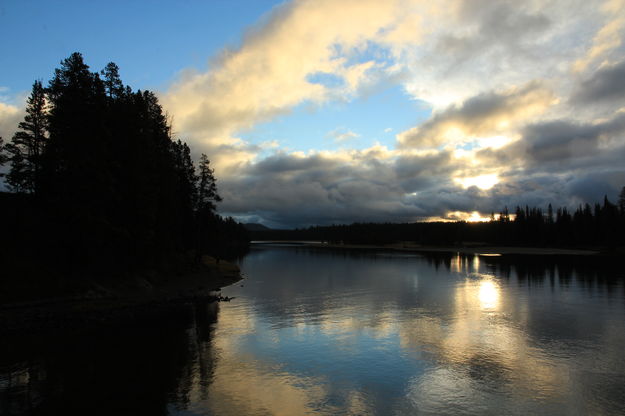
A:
[547, 203, 554, 224]
[5, 80, 47, 193]
[0, 137, 8, 177]
[1, 52, 249, 278]
[4, 143, 27, 192]
[101, 62, 124, 99]
[197, 154, 221, 212]
[618, 186, 625, 214]
[43, 52, 108, 201]
[171, 140, 198, 210]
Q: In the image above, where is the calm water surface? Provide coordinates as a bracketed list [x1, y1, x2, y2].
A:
[2, 246, 625, 415]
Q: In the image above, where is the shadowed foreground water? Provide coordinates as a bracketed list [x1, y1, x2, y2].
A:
[2, 246, 625, 415]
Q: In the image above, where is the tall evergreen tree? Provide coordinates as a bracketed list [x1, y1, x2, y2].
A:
[43, 52, 121, 232]
[0, 137, 8, 177]
[5, 80, 47, 193]
[4, 144, 27, 192]
[2, 52, 249, 281]
[101, 62, 124, 99]
[197, 154, 221, 212]
[547, 203, 554, 224]
[43, 52, 108, 200]
[171, 140, 198, 210]
[195, 154, 226, 257]
[618, 186, 625, 214]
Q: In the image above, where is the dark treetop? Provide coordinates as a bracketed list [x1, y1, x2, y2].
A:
[0, 53, 248, 297]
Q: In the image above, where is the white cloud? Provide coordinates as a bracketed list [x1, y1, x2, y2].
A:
[573, 0, 625, 72]
[397, 82, 555, 149]
[162, 0, 413, 174]
[327, 128, 360, 142]
[157, 0, 625, 226]
[0, 101, 23, 142]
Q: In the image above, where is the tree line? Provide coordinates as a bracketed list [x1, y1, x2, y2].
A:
[252, 191, 625, 249]
[0, 53, 248, 286]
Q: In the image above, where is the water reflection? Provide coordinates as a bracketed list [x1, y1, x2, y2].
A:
[210, 248, 625, 415]
[477, 279, 499, 309]
[0, 303, 219, 416]
[2, 248, 625, 415]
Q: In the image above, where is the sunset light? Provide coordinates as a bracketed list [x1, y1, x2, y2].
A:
[454, 174, 500, 190]
[1, 1, 624, 415]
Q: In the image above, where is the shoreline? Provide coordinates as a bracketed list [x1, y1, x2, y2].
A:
[254, 241, 604, 256]
[0, 256, 243, 335]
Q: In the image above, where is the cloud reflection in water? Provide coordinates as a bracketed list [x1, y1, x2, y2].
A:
[184, 248, 625, 415]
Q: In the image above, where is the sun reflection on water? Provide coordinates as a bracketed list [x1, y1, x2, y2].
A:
[189, 249, 625, 415]
[478, 278, 500, 310]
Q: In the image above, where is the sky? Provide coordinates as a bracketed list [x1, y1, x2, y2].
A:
[1, 0, 625, 228]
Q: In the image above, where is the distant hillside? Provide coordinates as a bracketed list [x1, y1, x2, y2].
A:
[243, 223, 273, 231]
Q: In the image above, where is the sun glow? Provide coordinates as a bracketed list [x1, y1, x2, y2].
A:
[454, 174, 499, 190]
[478, 279, 500, 310]
[466, 211, 490, 222]
[447, 211, 491, 222]
[425, 211, 491, 222]
[476, 135, 513, 149]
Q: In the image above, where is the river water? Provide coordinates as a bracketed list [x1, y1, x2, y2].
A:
[2, 245, 625, 415]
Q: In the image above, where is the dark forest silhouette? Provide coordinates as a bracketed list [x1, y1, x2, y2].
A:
[0, 53, 248, 293]
[251, 192, 625, 250]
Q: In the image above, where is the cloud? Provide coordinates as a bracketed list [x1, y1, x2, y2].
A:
[221, 148, 414, 227]
[0, 101, 24, 187]
[395, 0, 602, 109]
[572, 0, 625, 72]
[162, 0, 412, 172]
[219, 102, 625, 228]
[523, 114, 625, 164]
[155, 0, 625, 226]
[0, 101, 23, 142]
[220, 144, 520, 227]
[327, 128, 360, 142]
[473, 110, 625, 177]
[566, 170, 625, 203]
[572, 60, 625, 105]
[397, 83, 555, 148]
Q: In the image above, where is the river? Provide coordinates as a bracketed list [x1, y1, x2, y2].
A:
[2, 245, 625, 415]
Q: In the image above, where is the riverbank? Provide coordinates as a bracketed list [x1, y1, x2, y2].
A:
[255, 241, 605, 256]
[331, 242, 601, 255]
[0, 256, 243, 334]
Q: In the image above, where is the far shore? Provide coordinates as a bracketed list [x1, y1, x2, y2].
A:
[0, 256, 243, 335]
[253, 240, 604, 256]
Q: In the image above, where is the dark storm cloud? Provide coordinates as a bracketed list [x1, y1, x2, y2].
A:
[394, 152, 455, 192]
[473, 111, 625, 172]
[470, 110, 625, 211]
[566, 170, 625, 203]
[524, 121, 604, 163]
[572, 60, 625, 104]
[250, 153, 339, 175]
[523, 112, 625, 164]
[221, 145, 570, 227]
[220, 150, 460, 228]
[220, 106, 625, 228]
